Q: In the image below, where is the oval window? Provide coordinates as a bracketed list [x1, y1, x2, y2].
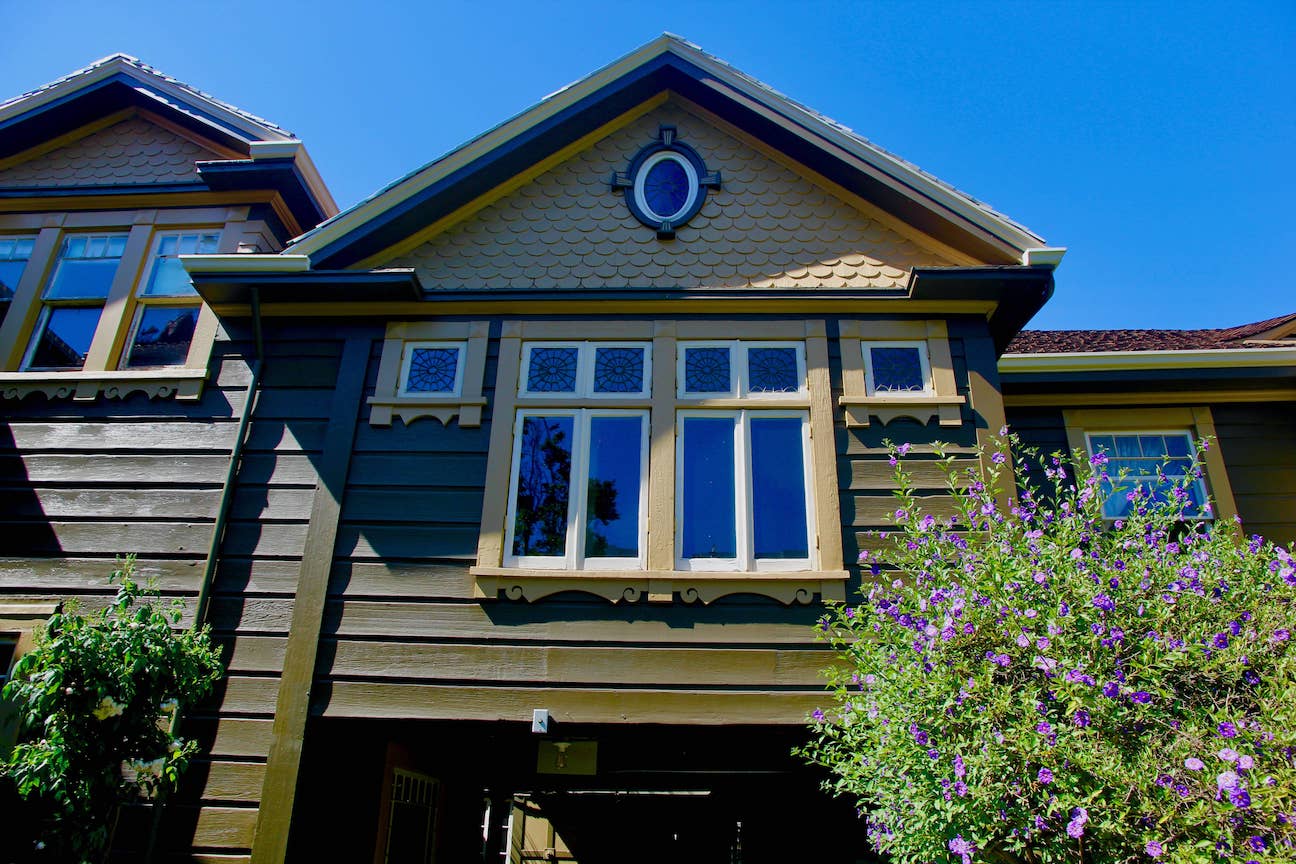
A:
[634, 152, 698, 222]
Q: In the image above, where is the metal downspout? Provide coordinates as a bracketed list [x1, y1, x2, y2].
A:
[144, 287, 263, 863]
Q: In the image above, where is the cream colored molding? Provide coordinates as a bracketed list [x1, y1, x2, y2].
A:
[838, 319, 965, 427]
[999, 347, 1296, 373]
[1061, 406, 1239, 524]
[1021, 247, 1067, 268]
[1004, 388, 1296, 408]
[180, 253, 311, 274]
[0, 368, 207, 401]
[368, 321, 490, 426]
[470, 566, 849, 605]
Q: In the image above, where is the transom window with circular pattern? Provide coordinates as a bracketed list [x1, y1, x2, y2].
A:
[398, 341, 466, 397]
[610, 124, 721, 239]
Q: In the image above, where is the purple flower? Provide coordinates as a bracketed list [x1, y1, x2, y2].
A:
[953, 754, 966, 779]
[1102, 681, 1120, 699]
[1218, 721, 1237, 739]
[1145, 840, 1164, 858]
[1093, 593, 1115, 612]
[949, 834, 975, 864]
[1038, 767, 1054, 784]
[1073, 709, 1091, 727]
[1248, 836, 1267, 852]
[1130, 691, 1152, 704]
[812, 708, 825, 722]
[1185, 757, 1205, 771]
[1212, 632, 1230, 649]
[1230, 787, 1252, 808]
[1066, 807, 1088, 838]
[1219, 748, 1239, 763]
[1238, 755, 1254, 770]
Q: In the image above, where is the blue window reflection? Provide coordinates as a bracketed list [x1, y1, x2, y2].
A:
[125, 306, 198, 368]
[29, 307, 103, 369]
[642, 157, 690, 219]
[585, 416, 642, 558]
[681, 417, 737, 558]
[750, 418, 809, 559]
[511, 416, 574, 556]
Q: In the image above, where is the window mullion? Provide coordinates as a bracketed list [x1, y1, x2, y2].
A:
[568, 410, 591, 569]
[82, 223, 152, 372]
[735, 410, 752, 571]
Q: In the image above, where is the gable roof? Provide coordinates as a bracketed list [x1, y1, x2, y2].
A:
[1007, 312, 1296, 354]
[286, 34, 1057, 270]
[0, 54, 337, 227]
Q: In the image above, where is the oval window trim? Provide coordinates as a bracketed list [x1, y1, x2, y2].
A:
[633, 150, 699, 223]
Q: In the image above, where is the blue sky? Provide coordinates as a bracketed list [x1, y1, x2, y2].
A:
[5, 0, 1293, 330]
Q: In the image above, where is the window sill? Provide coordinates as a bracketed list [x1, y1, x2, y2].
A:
[470, 566, 848, 605]
[838, 394, 965, 428]
[0, 368, 208, 401]
[367, 395, 487, 427]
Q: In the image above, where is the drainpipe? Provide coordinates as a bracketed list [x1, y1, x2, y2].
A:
[144, 287, 263, 863]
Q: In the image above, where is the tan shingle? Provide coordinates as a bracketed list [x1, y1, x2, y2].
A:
[387, 102, 954, 290]
[0, 116, 220, 188]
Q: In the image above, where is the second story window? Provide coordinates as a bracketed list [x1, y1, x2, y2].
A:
[0, 236, 35, 327]
[863, 341, 933, 395]
[23, 234, 126, 370]
[124, 232, 218, 368]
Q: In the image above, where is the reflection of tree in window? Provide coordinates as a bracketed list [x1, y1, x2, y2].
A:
[584, 477, 620, 557]
[512, 417, 572, 556]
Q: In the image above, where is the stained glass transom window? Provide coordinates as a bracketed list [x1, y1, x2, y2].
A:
[527, 347, 579, 393]
[747, 347, 800, 393]
[405, 347, 460, 393]
[867, 345, 928, 393]
[684, 347, 731, 393]
[593, 346, 645, 393]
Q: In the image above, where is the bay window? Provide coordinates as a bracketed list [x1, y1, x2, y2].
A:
[122, 231, 218, 368]
[472, 320, 846, 605]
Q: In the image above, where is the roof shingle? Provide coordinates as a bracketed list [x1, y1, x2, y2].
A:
[1007, 312, 1296, 354]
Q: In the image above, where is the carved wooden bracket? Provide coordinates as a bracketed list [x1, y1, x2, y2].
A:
[470, 567, 849, 605]
[0, 369, 207, 401]
[838, 394, 966, 428]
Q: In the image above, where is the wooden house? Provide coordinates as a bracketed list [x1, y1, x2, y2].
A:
[0, 36, 1291, 864]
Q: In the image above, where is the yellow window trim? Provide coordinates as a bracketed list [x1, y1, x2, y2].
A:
[838, 319, 966, 427]
[0, 206, 254, 401]
[1062, 406, 1239, 524]
[472, 318, 845, 605]
[368, 320, 491, 427]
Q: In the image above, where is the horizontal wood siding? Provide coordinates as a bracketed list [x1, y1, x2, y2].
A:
[1213, 401, 1296, 546]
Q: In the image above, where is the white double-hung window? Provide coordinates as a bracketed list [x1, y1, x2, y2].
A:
[503, 342, 651, 569]
[675, 341, 814, 571]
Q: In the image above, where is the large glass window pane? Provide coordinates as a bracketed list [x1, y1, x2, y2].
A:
[684, 346, 731, 393]
[43, 235, 126, 300]
[140, 233, 218, 297]
[750, 417, 809, 559]
[29, 307, 103, 369]
[125, 306, 199, 368]
[584, 416, 643, 558]
[511, 416, 574, 557]
[681, 417, 737, 559]
[0, 237, 34, 303]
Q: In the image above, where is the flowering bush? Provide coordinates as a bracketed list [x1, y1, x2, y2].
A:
[802, 435, 1296, 863]
[1, 557, 224, 863]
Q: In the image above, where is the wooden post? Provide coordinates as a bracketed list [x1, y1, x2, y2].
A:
[249, 337, 370, 864]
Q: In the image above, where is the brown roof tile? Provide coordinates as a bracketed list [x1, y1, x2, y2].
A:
[1006, 312, 1296, 354]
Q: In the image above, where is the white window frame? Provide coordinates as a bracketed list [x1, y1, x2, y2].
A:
[519, 341, 652, 399]
[862, 340, 934, 397]
[1084, 429, 1210, 520]
[674, 408, 816, 573]
[397, 340, 466, 398]
[503, 408, 650, 571]
[633, 150, 699, 223]
[21, 233, 129, 372]
[121, 230, 220, 369]
[677, 340, 807, 399]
